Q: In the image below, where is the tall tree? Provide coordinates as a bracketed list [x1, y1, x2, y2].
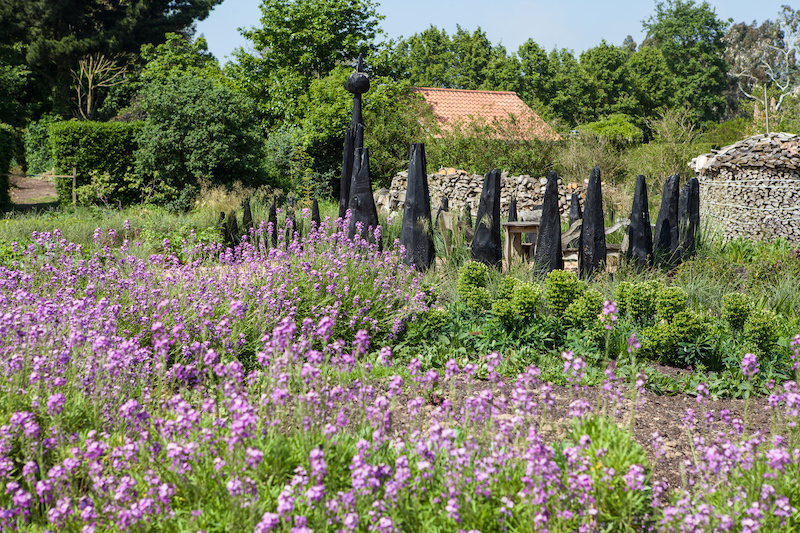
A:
[643, 0, 729, 122]
[627, 46, 677, 118]
[0, 0, 220, 117]
[580, 40, 638, 117]
[229, 0, 383, 129]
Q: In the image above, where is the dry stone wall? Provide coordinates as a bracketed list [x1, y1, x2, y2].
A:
[384, 168, 584, 219]
[690, 133, 800, 243]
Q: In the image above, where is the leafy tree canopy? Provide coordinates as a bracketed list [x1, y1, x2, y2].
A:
[643, 0, 730, 122]
[0, 0, 221, 116]
[228, 0, 383, 130]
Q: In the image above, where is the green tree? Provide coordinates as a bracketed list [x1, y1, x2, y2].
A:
[0, 0, 221, 117]
[643, 0, 729, 122]
[229, 0, 383, 130]
[547, 48, 603, 125]
[517, 38, 556, 113]
[134, 75, 266, 211]
[381, 26, 458, 87]
[580, 40, 638, 117]
[627, 46, 677, 119]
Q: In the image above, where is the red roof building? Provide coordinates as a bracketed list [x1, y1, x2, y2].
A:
[411, 87, 561, 142]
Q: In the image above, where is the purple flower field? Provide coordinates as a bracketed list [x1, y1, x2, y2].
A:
[1, 215, 799, 532]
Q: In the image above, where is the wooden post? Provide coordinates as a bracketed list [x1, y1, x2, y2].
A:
[72, 167, 77, 207]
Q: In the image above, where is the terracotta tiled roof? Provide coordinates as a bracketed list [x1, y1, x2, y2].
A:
[411, 87, 561, 142]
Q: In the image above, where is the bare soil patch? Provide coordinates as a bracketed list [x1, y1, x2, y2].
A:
[8, 174, 59, 211]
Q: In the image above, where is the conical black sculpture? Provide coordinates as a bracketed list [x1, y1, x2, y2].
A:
[286, 195, 299, 242]
[534, 170, 564, 273]
[242, 198, 253, 235]
[464, 202, 473, 228]
[508, 197, 518, 222]
[339, 127, 355, 220]
[226, 210, 239, 247]
[566, 192, 583, 249]
[626, 175, 653, 272]
[218, 211, 227, 245]
[268, 202, 277, 248]
[569, 193, 582, 227]
[312, 198, 321, 229]
[348, 148, 382, 249]
[579, 166, 606, 279]
[471, 169, 502, 269]
[654, 174, 680, 267]
[400, 143, 434, 271]
[678, 177, 700, 262]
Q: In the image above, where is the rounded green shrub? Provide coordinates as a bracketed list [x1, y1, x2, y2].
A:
[721, 293, 752, 331]
[641, 322, 678, 361]
[655, 286, 688, 320]
[496, 276, 520, 301]
[460, 286, 491, 313]
[457, 261, 489, 293]
[626, 280, 660, 321]
[491, 298, 517, 326]
[545, 270, 585, 314]
[564, 288, 604, 327]
[672, 310, 711, 340]
[614, 281, 633, 315]
[744, 309, 780, 348]
[512, 283, 543, 320]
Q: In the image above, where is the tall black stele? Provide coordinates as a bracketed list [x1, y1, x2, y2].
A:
[400, 143, 434, 270]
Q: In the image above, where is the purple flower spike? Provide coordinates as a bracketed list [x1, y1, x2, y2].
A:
[741, 352, 759, 379]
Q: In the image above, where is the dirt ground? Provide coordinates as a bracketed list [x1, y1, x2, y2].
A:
[8, 174, 58, 210]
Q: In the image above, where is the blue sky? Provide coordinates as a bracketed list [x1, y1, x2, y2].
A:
[195, 0, 790, 65]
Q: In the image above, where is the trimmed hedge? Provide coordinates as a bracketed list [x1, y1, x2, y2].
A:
[0, 123, 15, 211]
[49, 121, 143, 205]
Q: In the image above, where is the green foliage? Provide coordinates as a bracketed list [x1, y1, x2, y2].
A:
[383, 25, 521, 92]
[624, 281, 660, 321]
[23, 114, 61, 174]
[561, 415, 652, 527]
[627, 46, 677, 118]
[511, 283, 543, 320]
[564, 288, 604, 327]
[457, 261, 491, 312]
[722, 293, 753, 330]
[655, 285, 688, 320]
[614, 281, 633, 316]
[426, 114, 557, 178]
[625, 107, 700, 191]
[744, 308, 780, 349]
[229, 0, 381, 129]
[134, 75, 266, 211]
[578, 114, 644, 148]
[0, 123, 14, 210]
[48, 120, 142, 206]
[672, 309, 711, 340]
[641, 321, 679, 361]
[496, 276, 521, 301]
[491, 297, 518, 326]
[579, 41, 638, 118]
[556, 131, 628, 184]
[140, 33, 221, 84]
[0, 0, 222, 116]
[643, 0, 729, 122]
[545, 270, 585, 314]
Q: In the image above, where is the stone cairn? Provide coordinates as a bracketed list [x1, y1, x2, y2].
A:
[690, 132, 800, 243]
